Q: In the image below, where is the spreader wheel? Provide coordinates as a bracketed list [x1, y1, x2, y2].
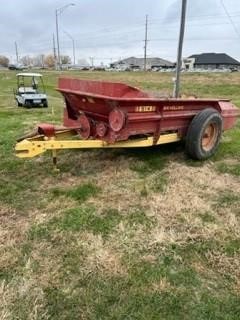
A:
[185, 108, 223, 160]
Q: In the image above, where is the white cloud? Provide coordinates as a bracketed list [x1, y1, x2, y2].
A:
[0, 0, 240, 64]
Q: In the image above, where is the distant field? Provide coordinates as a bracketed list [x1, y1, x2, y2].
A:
[0, 70, 240, 320]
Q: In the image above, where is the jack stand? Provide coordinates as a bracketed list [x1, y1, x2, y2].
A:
[52, 150, 60, 173]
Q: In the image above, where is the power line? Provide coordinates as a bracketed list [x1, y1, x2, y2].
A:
[6, 6, 240, 60]
[150, 11, 240, 24]
[17, 18, 238, 52]
[150, 37, 238, 42]
[219, 0, 240, 39]
[9, 12, 240, 52]
[14, 35, 239, 57]
[55, 12, 240, 40]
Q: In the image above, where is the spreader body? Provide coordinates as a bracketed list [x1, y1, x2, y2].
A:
[15, 77, 239, 161]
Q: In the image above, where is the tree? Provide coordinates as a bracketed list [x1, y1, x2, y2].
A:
[32, 54, 45, 67]
[0, 55, 9, 67]
[20, 55, 32, 66]
[61, 55, 71, 65]
[44, 54, 55, 68]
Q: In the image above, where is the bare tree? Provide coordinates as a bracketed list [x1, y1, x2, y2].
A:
[32, 54, 45, 67]
[20, 55, 32, 66]
[44, 54, 55, 68]
[0, 55, 9, 67]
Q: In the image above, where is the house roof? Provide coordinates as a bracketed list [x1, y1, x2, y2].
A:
[112, 56, 174, 67]
[189, 53, 240, 65]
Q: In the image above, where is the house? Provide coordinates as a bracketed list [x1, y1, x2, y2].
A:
[110, 56, 174, 71]
[182, 53, 240, 71]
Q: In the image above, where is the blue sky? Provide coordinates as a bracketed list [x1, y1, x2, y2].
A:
[0, 0, 240, 65]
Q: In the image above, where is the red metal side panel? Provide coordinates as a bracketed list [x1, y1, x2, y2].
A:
[58, 78, 239, 143]
[218, 100, 240, 130]
[58, 77, 149, 98]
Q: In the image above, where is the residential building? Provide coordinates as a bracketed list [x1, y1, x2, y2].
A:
[110, 56, 174, 70]
[182, 53, 240, 71]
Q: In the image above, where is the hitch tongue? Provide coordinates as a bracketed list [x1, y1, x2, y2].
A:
[15, 139, 46, 158]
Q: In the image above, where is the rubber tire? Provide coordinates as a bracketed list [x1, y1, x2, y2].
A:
[25, 102, 32, 109]
[43, 101, 48, 108]
[17, 101, 22, 107]
[185, 108, 223, 160]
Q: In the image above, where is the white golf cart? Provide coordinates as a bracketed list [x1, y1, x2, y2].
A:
[15, 73, 48, 108]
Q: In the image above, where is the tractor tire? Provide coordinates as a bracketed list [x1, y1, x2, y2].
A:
[43, 101, 48, 108]
[185, 108, 223, 160]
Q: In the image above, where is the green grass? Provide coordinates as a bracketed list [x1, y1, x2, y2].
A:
[28, 206, 154, 242]
[52, 182, 101, 201]
[215, 191, 240, 208]
[213, 121, 240, 160]
[1, 70, 240, 319]
[216, 162, 240, 176]
[56, 206, 121, 237]
[198, 211, 216, 223]
[10, 279, 240, 320]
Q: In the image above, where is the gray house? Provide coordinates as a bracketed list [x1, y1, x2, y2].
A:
[110, 56, 174, 70]
[183, 53, 240, 71]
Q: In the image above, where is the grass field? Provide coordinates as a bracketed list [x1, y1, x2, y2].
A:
[0, 70, 240, 319]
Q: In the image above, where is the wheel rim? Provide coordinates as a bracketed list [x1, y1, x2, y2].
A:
[201, 123, 218, 151]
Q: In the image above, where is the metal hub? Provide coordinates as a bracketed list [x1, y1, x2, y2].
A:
[77, 115, 91, 139]
[96, 122, 107, 137]
[201, 123, 218, 151]
[109, 109, 126, 132]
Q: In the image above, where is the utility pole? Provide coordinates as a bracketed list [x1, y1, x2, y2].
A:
[89, 57, 94, 68]
[143, 14, 148, 72]
[41, 54, 44, 68]
[173, 0, 187, 98]
[72, 38, 76, 66]
[15, 41, 19, 64]
[55, 9, 61, 70]
[55, 4, 75, 71]
[64, 31, 76, 66]
[53, 34, 57, 69]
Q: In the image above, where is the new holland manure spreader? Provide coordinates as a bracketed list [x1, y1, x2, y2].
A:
[15, 77, 239, 167]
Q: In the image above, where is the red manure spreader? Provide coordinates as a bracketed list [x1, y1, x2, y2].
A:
[15, 77, 239, 166]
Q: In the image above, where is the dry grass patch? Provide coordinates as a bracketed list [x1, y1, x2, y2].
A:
[0, 205, 29, 246]
[146, 161, 240, 246]
[0, 277, 48, 320]
[86, 156, 146, 211]
[78, 232, 127, 276]
[206, 250, 240, 294]
[150, 277, 174, 293]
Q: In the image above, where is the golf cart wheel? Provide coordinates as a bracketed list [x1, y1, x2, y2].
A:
[43, 101, 48, 108]
[25, 101, 32, 109]
[185, 108, 223, 160]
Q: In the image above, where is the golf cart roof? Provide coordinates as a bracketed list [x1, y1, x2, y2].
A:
[16, 73, 42, 77]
